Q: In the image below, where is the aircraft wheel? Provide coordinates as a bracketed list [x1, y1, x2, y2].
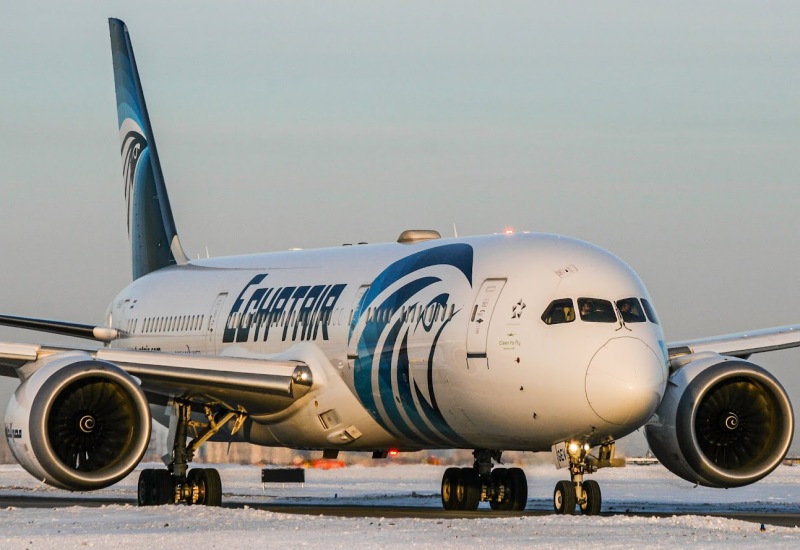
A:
[506, 467, 528, 511]
[554, 480, 576, 515]
[152, 469, 174, 505]
[189, 468, 222, 506]
[455, 468, 481, 511]
[137, 469, 154, 506]
[441, 467, 460, 510]
[489, 468, 510, 510]
[580, 480, 602, 515]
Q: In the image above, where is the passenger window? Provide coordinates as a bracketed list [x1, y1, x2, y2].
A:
[641, 298, 660, 325]
[577, 298, 617, 323]
[541, 298, 575, 325]
[616, 298, 646, 323]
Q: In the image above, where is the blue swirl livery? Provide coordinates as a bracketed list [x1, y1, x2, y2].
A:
[350, 243, 474, 447]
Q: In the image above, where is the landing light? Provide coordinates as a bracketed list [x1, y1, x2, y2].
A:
[568, 442, 580, 454]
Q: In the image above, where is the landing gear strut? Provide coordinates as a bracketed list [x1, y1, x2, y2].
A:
[137, 400, 244, 506]
[441, 450, 528, 511]
[552, 441, 617, 515]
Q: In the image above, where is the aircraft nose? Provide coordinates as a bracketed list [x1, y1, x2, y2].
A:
[585, 337, 667, 426]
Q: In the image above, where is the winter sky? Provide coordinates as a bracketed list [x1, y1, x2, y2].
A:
[1, 1, 799, 452]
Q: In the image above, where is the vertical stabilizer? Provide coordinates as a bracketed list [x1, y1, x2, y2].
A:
[109, 18, 189, 280]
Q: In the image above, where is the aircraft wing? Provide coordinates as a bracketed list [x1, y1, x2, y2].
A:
[0, 342, 313, 415]
[667, 324, 800, 359]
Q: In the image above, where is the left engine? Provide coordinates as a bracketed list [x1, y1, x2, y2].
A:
[5, 352, 151, 490]
[645, 352, 794, 488]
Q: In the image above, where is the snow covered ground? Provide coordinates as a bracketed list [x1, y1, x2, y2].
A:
[1, 461, 799, 548]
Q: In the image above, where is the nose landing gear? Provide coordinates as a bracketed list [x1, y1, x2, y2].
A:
[440, 450, 528, 511]
[552, 441, 618, 515]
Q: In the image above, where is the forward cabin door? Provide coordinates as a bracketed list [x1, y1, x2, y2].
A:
[466, 279, 506, 369]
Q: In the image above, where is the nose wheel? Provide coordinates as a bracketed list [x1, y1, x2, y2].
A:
[552, 442, 612, 515]
[580, 479, 602, 515]
[553, 478, 601, 515]
[553, 480, 575, 514]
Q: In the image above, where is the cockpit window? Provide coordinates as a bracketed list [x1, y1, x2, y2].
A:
[577, 298, 617, 323]
[616, 297, 646, 323]
[641, 298, 660, 325]
[541, 298, 575, 325]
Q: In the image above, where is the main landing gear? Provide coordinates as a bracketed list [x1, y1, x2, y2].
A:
[552, 441, 619, 516]
[441, 450, 528, 511]
[138, 400, 245, 506]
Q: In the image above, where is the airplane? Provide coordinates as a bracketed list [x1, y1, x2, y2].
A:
[0, 18, 797, 514]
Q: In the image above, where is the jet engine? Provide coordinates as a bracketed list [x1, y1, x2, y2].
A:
[5, 352, 151, 490]
[645, 353, 793, 488]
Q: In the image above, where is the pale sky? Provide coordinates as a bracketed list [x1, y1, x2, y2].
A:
[1, 1, 799, 453]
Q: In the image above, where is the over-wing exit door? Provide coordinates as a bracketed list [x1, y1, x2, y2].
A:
[466, 279, 506, 369]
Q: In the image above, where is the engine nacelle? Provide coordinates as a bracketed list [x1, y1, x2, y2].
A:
[645, 353, 793, 488]
[5, 352, 151, 490]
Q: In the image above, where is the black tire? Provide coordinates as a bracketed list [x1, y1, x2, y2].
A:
[137, 469, 154, 506]
[489, 468, 510, 511]
[152, 470, 174, 505]
[441, 467, 460, 510]
[455, 468, 480, 511]
[580, 480, 602, 515]
[204, 468, 222, 507]
[506, 467, 528, 511]
[554, 480, 576, 515]
[190, 468, 222, 507]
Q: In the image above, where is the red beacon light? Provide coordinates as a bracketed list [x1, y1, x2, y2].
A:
[503, 226, 515, 235]
[388, 449, 399, 457]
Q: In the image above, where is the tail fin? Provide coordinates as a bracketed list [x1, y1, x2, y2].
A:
[109, 18, 188, 280]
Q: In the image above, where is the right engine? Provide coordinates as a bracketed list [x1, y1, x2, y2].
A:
[5, 352, 151, 491]
[645, 352, 794, 488]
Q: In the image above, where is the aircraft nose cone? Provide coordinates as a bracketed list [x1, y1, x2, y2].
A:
[585, 337, 667, 426]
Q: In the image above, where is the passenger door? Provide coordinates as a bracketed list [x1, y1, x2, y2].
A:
[466, 279, 506, 369]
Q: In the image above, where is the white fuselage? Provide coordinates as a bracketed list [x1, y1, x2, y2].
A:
[106, 232, 669, 452]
